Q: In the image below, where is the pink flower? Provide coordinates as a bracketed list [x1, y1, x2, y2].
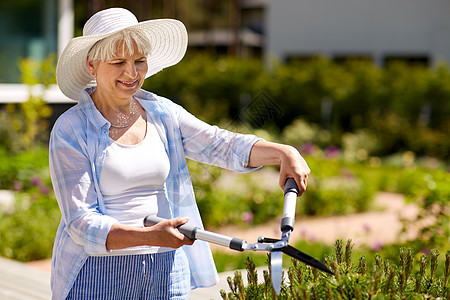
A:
[30, 175, 42, 186]
[301, 142, 315, 155]
[325, 146, 341, 159]
[39, 185, 50, 196]
[420, 248, 430, 256]
[241, 212, 254, 224]
[371, 241, 383, 251]
[13, 181, 23, 191]
[362, 223, 371, 233]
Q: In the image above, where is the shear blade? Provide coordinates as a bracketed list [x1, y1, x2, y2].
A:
[271, 250, 283, 294]
[282, 245, 334, 275]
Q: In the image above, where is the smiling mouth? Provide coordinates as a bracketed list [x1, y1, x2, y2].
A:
[118, 80, 138, 88]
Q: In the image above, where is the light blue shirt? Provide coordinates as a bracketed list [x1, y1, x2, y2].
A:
[49, 88, 261, 299]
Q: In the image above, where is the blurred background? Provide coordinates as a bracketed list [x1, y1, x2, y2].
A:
[0, 0, 448, 279]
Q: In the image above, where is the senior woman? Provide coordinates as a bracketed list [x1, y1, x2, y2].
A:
[50, 7, 310, 300]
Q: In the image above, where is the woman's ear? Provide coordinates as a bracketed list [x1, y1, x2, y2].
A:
[87, 57, 96, 76]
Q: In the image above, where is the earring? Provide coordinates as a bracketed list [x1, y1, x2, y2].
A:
[92, 72, 96, 76]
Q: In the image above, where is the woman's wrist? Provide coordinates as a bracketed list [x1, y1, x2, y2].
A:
[248, 140, 297, 167]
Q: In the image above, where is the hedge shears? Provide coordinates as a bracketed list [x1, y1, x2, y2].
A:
[144, 178, 333, 294]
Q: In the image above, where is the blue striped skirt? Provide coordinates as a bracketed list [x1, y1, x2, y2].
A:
[66, 249, 190, 300]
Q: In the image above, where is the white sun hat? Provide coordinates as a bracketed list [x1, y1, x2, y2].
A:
[56, 7, 188, 101]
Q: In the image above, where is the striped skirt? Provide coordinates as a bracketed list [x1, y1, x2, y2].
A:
[66, 249, 190, 300]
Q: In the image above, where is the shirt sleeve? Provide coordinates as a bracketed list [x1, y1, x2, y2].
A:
[171, 101, 263, 172]
[49, 116, 117, 255]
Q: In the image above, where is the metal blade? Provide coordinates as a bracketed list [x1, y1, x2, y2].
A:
[282, 245, 334, 275]
[271, 250, 283, 294]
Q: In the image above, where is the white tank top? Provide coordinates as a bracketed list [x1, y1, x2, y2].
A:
[99, 118, 172, 254]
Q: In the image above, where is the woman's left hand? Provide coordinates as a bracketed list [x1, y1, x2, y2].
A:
[248, 140, 311, 196]
[278, 145, 310, 195]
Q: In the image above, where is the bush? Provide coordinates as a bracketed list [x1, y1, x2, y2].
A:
[189, 155, 377, 228]
[0, 187, 59, 262]
[220, 240, 450, 299]
[302, 175, 373, 216]
[0, 55, 55, 154]
[0, 147, 59, 262]
[0, 147, 50, 190]
[189, 160, 283, 228]
[145, 55, 450, 160]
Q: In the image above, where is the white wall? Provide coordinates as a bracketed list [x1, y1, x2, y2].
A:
[266, 0, 450, 65]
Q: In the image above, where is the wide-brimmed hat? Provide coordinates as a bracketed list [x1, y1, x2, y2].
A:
[56, 7, 188, 100]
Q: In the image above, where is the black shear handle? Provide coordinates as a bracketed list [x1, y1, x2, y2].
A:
[144, 215, 198, 240]
[143, 215, 246, 251]
[281, 178, 299, 232]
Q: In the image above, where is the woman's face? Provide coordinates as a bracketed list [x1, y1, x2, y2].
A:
[89, 43, 148, 101]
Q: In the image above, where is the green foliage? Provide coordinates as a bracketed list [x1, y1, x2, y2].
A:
[190, 149, 448, 228]
[19, 54, 56, 87]
[213, 252, 268, 274]
[145, 54, 266, 124]
[399, 169, 450, 251]
[0, 192, 60, 262]
[146, 55, 450, 160]
[0, 147, 60, 262]
[0, 147, 445, 263]
[0, 147, 50, 190]
[0, 53, 59, 262]
[188, 160, 282, 227]
[300, 162, 375, 216]
[220, 240, 450, 299]
[190, 157, 375, 227]
[0, 54, 56, 154]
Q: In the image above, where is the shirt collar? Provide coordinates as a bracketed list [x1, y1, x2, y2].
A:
[78, 87, 158, 129]
[79, 87, 109, 129]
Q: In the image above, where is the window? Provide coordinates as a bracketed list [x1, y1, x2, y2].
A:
[333, 54, 373, 65]
[285, 54, 323, 64]
[0, 0, 57, 83]
[384, 55, 430, 68]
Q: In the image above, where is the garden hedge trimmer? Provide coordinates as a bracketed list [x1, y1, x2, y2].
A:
[144, 178, 333, 294]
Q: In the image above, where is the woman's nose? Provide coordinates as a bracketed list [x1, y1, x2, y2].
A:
[124, 62, 137, 78]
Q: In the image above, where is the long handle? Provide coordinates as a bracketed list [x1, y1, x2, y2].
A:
[143, 215, 246, 251]
[281, 178, 299, 232]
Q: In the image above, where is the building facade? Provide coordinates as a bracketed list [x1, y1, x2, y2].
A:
[2, 0, 450, 104]
[266, 0, 450, 66]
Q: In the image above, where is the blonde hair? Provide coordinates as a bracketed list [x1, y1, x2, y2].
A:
[88, 28, 152, 62]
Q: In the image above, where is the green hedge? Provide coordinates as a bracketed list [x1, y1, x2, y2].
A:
[221, 240, 450, 300]
[145, 55, 450, 159]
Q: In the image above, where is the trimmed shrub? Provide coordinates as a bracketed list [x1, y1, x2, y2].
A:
[220, 240, 450, 299]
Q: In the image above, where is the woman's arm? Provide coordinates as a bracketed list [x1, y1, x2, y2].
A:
[248, 140, 310, 195]
[170, 99, 260, 172]
[106, 217, 194, 250]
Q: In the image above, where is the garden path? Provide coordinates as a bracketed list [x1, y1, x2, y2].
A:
[207, 191, 419, 253]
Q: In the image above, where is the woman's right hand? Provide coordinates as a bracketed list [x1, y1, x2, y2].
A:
[148, 217, 195, 248]
[106, 217, 194, 250]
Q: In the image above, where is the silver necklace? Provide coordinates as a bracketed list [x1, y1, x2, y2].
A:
[110, 123, 130, 128]
[110, 99, 138, 129]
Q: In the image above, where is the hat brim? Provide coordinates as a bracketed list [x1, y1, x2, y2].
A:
[56, 19, 188, 101]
